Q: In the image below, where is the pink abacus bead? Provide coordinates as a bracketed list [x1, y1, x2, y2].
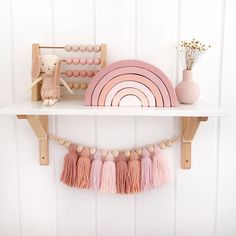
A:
[80, 58, 86, 65]
[65, 70, 73, 77]
[80, 45, 86, 52]
[73, 57, 79, 65]
[64, 44, 71, 51]
[65, 57, 73, 65]
[73, 70, 80, 77]
[87, 71, 94, 77]
[87, 58, 94, 65]
[80, 70, 87, 77]
[94, 58, 101, 65]
[94, 45, 101, 52]
[86, 45, 94, 52]
[72, 44, 79, 52]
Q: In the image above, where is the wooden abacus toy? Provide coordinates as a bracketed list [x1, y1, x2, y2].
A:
[31, 43, 106, 102]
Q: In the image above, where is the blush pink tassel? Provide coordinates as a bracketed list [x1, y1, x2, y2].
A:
[100, 152, 116, 193]
[76, 148, 91, 189]
[90, 151, 103, 191]
[61, 144, 78, 187]
[126, 151, 140, 194]
[116, 152, 128, 194]
[141, 148, 153, 191]
[152, 145, 171, 187]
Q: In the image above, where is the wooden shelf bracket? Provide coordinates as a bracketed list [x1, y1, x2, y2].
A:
[17, 115, 48, 165]
[181, 117, 208, 169]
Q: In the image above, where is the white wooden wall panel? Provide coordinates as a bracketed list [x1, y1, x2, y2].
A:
[0, 0, 235, 236]
[216, 0, 236, 235]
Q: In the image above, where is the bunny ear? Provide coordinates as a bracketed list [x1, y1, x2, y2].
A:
[54, 59, 62, 85]
[31, 44, 41, 79]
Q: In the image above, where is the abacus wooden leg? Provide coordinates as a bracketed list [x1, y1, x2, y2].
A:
[181, 117, 208, 169]
[17, 115, 49, 165]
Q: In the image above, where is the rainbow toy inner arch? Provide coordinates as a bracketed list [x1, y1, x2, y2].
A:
[85, 60, 178, 107]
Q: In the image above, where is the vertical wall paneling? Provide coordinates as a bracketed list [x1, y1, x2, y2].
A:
[0, 4, 19, 236]
[95, 0, 136, 235]
[12, 0, 56, 235]
[176, 1, 224, 236]
[136, 0, 178, 235]
[53, 1, 96, 235]
[216, 0, 236, 235]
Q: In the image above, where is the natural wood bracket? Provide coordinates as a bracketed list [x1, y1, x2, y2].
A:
[181, 117, 208, 169]
[17, 115, 48, 165]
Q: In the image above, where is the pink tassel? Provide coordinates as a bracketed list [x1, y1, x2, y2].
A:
[152, 145, 171, 187]
[100, 152, 116, 193]
[141, 148, 153, 191]
[90, 151, 103, 191]
[61, 144, 78, 187]
[76, 148, 91, 189]
[116, 152, 128, 194]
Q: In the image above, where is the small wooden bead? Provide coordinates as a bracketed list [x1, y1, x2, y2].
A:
[73, 70, 80, 77]
[90, 148, 96, 155]
[77, 145, 83, 153]
[64, 141, 71, 148]
[73, 58, 79, 65]
[87, 71, 94, 77]
[101, 150, 108, 157]
[80, 45, 86, 52]
[64, 44, 71, 51]
[65, 70, 73, 77]
[58, 138, 65, 145]
[80, 83, 87, 90]
[68, 83, 73, 89]
[147, 145, 154, 153]
[73, 83, 80, 89]
[72, 44, 79, 52]
[166, 140, 172, 147]
[80, 70, 87, 77]
[86, 45, 94, 52]
[159, 142, 167, 150]
[135, 148, 142, 156]
[112, 150, 119, 157]
[94, 58, 101, 65]
[94, 45, 101, 52]
[87, 58, 94, 65]
[80, 58, 86, 65]
[124, 150, 131, 158]
[65, 58, 73, 65]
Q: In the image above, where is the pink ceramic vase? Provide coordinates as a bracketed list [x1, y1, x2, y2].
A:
[175, 70, 200, 104]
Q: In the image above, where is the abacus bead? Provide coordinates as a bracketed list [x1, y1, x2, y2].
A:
[87, 58, 94, 65]
[159, 143, 167, 149]
[65, 70, 73, 77]
[80, 70, 87, 77]
[80, 45, 86, 52]
[73, 83, 80, 89]
[124, 150, 131, 158]
[87, 71, 94, 77]
[65, 57, 73, 64]
[77, 145, 83, 153]
[73, 70, 80, 77]
[64, 141, 71, 148]
[112, 150, 119, 157]
[68, 83, 73, 89]
[72, 44, 79, 52]
[80, 83, 87, 89]
[90, 148, 96, 155]
[94, 58, 101, 65]
[80, 58, 86, 65]
[73, 57, 79, 64]
[86, 45, 94, 52]
[64, 44, 71, 51]
[94, 45, 101, 52]
[136, 148, 142, 156]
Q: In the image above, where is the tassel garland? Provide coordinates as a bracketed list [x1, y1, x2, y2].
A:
[51, 134, 180, 194]
[90, 151, 103, 190]
[100, 152, 117, 193]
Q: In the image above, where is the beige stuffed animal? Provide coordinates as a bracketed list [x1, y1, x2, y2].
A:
[29, 54, 73, 105]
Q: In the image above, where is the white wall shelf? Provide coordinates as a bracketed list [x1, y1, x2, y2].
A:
[0, 99, 227, 117]
[0, 99, 227, 169]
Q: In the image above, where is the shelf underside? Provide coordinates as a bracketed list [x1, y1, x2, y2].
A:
[0, 99, 227, 117]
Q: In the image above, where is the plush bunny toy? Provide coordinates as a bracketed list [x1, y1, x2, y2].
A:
[29, 54, 73, 105]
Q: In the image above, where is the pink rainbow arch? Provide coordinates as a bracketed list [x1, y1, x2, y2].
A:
[85, 60, 178, 107]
